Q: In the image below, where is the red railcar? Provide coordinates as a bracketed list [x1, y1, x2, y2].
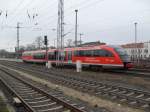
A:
[22, 45, 132, 69]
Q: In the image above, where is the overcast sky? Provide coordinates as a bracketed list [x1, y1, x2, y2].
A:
[0, 0, 150, 51]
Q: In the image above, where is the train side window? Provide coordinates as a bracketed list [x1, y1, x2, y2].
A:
[68, 51, 72, 60]
[104, 50, 113, 57]
[65, 51, 67, 61]
[23, 53, 30, 56]
[34, 53, 45, 59]
[93, 50, 113, 57]
[60, 51, 66, 61]
[28, 53, 32, 56]
[74, 51, 79, 56]
[22, 53, 25, 56]
[48, 52, 55, 60]
[84, 50, 93, 56]
[76, 50, 83, 57]
[93, 50, 99, 56]
[74, 50, 83, 57]
[102, 50, 112, 57]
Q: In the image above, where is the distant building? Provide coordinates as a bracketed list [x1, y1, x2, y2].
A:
[121, 41, 150, 60]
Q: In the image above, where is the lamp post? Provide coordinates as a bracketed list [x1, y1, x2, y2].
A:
[51, 28, 56, 48]
[16, 22, 21, 58]
[75, 9, 78, 47]
[134, 22, 137, 62]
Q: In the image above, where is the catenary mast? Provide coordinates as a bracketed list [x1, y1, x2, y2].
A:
[57, 0, 64, 65]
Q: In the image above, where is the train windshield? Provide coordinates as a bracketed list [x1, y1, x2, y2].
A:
[113, 46, 130, 62]
[114, 47, 127, 56]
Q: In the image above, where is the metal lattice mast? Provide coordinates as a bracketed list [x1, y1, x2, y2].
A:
[17, 22, 20, 58]
[57, 0, 61, 50]
[60, 0, 64, 49]
[57, 0, 64, 64]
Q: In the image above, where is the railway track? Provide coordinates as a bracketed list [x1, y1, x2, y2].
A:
[2, 60, 150, 78]
[105, 69, 150, 78]
[12, 61, 150, 78]
[130, 68, 150, 73]
[1, 61, 150, 110]
[0, 67, 96, 112]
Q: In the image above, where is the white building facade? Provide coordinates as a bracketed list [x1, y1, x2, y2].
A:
[122, 41, 150, 60]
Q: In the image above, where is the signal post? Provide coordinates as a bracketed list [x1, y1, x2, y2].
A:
[44, 35, 51, 68]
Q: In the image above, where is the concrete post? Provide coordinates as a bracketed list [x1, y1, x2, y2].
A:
[47, 61, 52, 69]
[46, 62, 48, 68]
[76, 60, 82, 72]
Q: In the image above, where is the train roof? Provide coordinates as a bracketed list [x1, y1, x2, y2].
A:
[23, 45, 122, 54]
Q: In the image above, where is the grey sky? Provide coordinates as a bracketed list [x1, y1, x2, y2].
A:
[0, 0, 150, 51]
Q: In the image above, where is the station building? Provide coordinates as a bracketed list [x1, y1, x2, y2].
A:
[121, 41, 150, 60]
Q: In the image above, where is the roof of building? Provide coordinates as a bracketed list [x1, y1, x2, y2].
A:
[121, 43, 144, 48]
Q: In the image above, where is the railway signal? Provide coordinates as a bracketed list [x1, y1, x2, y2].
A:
[44, 35, 48, 45]
[44, 35, 48, 62]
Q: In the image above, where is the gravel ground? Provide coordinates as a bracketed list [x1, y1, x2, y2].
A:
[47, 67, 150, 91]
[0, 89, 15, 112]
[0, 64, 145, 112]
[1, 61, 150, 91]
[11, 61, 149, 92]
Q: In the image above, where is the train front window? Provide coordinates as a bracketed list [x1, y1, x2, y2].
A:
[114, 47, 130, 61]
[115, 48, 127, 56]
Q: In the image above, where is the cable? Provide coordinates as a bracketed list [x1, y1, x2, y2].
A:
[34, 0, 58, 23]
[41, 0, 105, 28]
[10, 0, 26, 14]
[7, 0, 26, 24]
[13, 0, 57, 29]
[37, 0, 90, 27]
[9, 0, 37, 25]
[35, 0, 86, 25]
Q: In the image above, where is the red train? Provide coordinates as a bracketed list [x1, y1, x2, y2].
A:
[22, 45, 133, 69]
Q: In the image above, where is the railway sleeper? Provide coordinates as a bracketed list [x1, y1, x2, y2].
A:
[37, 105, 64, 112]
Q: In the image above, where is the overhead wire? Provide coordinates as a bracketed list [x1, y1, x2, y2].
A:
[4, 0, 90, 29]
[6, 0, 26, 25]
[9, 0, 37, 25]
[25, 0, 55, 22]
[39, 0, 94, 28]
[34, 0, 58, 24]
[0, 0, 25, 25]
[19, 0, 57, 28]
[36, 0, 78, 22]
[64, 0, 105, 25]
[3, 0, 105, 43]
[41, 0, 105, 28]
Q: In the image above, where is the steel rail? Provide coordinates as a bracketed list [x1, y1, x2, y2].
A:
[0, 68, 87, 112]
[1, 61, 150, 110]
[0, 78, 35, 112]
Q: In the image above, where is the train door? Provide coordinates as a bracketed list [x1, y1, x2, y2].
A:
[68, 51, 72, 63]
[64, 51, 67, 61]
[54, 50, 60, 62]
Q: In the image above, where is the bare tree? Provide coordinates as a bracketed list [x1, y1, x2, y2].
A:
[66, 39, 74, 47]
[19, 46, 25, 52]
[26, 43, 36, 51]
[0, 49, 8, 58]
[34, 36, 44, 49]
